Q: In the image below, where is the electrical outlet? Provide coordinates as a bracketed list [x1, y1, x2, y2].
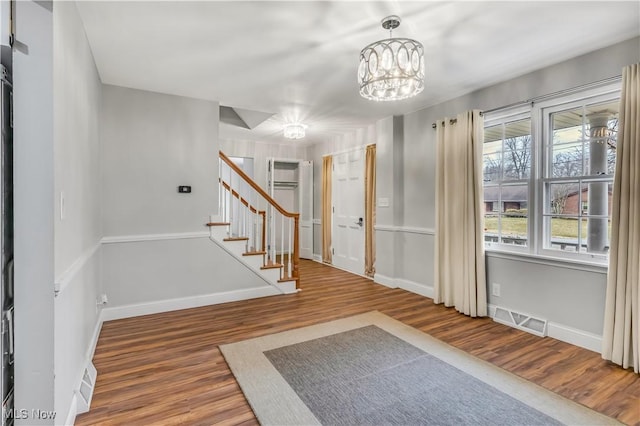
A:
[96, 293, 108, 311]
[492, 283, 501, 297]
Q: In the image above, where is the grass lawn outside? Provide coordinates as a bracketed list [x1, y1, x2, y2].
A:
[484, 216, 611, 239]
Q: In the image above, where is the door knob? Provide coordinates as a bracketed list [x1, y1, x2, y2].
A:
[355, 217, 363, 226]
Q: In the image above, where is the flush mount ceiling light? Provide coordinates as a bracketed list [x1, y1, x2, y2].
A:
[358, 15, 425, 101]
[283, 123, 307, 139]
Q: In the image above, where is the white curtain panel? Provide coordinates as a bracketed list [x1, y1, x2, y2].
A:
[434, 110, 487, 317]
[602, 63, 640, 373]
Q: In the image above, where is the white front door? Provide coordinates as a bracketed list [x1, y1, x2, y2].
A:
[332, 148, 365, 275]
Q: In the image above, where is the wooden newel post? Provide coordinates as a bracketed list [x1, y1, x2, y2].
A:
[293, 214, 300, 288]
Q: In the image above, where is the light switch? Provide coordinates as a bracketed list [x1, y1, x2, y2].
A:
[60, 191, 66, 220]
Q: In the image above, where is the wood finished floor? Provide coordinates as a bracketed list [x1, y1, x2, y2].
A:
[76, 260, 640, 426]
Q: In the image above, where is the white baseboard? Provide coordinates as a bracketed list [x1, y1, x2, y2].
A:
[68, 287, 281, 422]
[547, 322, 602, 353]
[396, 278, 434, 299]
[64, 393, 77, 426]
[373, 273, 397, 288]
[325, 263, 371, 279]
[373, 274, 434, 299]
[66, 311, 103, 425]
[312, 254, 322, 263]
[487, 303, 602, 353]
[101, 286, 281, 321]
[88, 310, 104, 361]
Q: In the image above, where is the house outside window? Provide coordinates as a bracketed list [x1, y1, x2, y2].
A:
[483, 111, 531, 249]
[483, 82, 620, 263]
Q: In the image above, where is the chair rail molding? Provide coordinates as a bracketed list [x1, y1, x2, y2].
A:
[54, 241, 102, 295]
[374, 224, 435, 235]
[101, 231, 210, 244]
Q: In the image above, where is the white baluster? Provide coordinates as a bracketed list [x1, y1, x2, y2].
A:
[288, 217, 292, 279]
[244, 202, 248, 251]
[229, 177, 234, 237]
[246, 206, 250, 251]
[222, 181, 227, 224]
[253, 208, 257, 252]
[225, 161, 228, 222]
[280, 214, 284, 278]
[260, 202, 263, 252]
[268, 206, 272, 262]
[271, 206, 276, 263]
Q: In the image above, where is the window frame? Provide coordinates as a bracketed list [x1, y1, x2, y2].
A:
[536, 87, 620, 263]
[482, 81, 621, 265]
[483, 105, 532, 254]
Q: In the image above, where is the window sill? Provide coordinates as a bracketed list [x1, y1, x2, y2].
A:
[484, 248, 608, 274]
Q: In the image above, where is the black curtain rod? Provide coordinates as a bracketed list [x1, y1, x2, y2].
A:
[431, 118, 457, 129]
[430, 75, 621, 130]
[431, 112, 483, 129]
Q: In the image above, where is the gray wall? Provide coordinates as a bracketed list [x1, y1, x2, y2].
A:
[373, 116, 399, 281]
[101, 85, 219, 236]
[102, 237, 269, 307]
[15, 3, 104, 423]
[52, 2, 103, 424]
[375, 36, 640, 340]
[100, 87, 272, 309]
[13, 1, 56, 423]
[54, 1, 102, 276]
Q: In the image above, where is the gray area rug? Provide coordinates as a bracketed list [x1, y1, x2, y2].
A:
[264, 325, 561, 425]
[219, 311, 620, 426]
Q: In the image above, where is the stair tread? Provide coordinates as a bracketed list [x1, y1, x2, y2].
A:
[243, 251, 266, 256]
[224, 237, 249, 241]
[278, 277, 298, 283]
[261, 263, 283, 270]
[206, 222, 230, 226]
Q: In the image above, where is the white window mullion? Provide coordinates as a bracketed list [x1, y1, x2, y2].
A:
[529, 102, 541, 256]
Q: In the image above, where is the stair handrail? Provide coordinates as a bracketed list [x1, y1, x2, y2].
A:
[219, 151, 298, 219]
[219, 150, 300, 286]
[216, 179, 266, 252]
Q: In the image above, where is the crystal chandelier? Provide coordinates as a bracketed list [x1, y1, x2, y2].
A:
[358, 15, 425, 101]
[283, 123, 307, 139]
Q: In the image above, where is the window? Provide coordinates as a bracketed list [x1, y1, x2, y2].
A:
[483, 82, 620, 263]
[483, 112, 531, 249]
[542, 97, 618, 257]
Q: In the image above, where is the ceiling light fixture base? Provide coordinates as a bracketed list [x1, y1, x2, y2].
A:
[381, 15, 401, 31]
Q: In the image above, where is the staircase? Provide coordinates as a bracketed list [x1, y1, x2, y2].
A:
[207, 151, 299, 294]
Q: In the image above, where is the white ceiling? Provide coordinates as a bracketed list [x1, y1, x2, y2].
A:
[75, 1, 640, 144]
